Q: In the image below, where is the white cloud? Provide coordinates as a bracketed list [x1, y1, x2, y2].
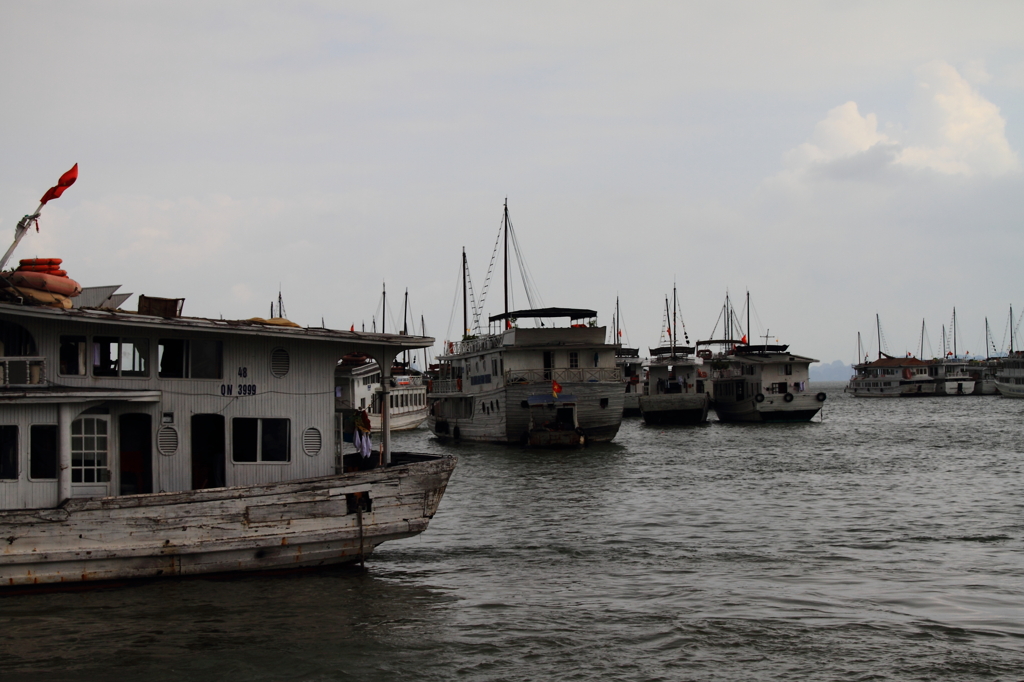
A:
[778, 61, 1019, 182]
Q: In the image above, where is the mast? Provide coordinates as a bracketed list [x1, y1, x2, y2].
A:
[462, 248, 468, 340]
[381, 282, 386, 335]
[422, 315, 428, 375]
[876, 314, 881, 360]
[615, 296, 620, 347]
[665, 296, 672, 356]
[672, 283, 678, 357]
[503, 199, 509, 320]
[746, 290, 750, 345]
[942, 324, 947, 357]
[1011, 305, 1015, 354]
[919, 319, 925, 359]
[857, 331, 862, 365]
[952, 307, 957, 359]
[403, 288, 409, 368]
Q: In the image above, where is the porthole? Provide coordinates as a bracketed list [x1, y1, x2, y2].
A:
[302, 427, 322, 456]
[157, 426, 178, 455]
[271, 348, 290, 377]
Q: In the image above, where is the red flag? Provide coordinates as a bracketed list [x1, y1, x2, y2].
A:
[617, 329, 622, 337]
[350, 324, 355, 332]
[741, 335, 747, 344]
[39, 164, 79, 205]
[551, 379, 562, 398]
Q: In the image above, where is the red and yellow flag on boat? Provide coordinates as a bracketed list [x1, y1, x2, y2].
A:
[741, 335, 747, 344]
[551, 379, 562, 398]
[39, 164, 78, 206]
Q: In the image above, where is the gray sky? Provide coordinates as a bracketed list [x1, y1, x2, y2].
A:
[2, 2, 1022, 364]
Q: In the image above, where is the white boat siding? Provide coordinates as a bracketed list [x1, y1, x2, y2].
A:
[709, 346, 826, 423]
[996, 352, 1024, 397]
[0, 296, 455, 587]
[427, 323, 625, 445]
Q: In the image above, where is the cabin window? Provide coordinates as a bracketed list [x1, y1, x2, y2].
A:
[593, 353, 600, 368]
[30, 425, 58, 479]
[59, 336, 87, 376]
[0, 425, 17, 479]
[232, 418, 290, 463]
[492, 359, 499, 376]
[569, 352, 579, 369]
[93, 337, 149, 377]
[71, 417, 110, 483]
[158, 339, 223, 379]
[784, 364, 793, 376]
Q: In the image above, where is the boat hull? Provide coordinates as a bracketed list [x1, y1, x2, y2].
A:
[0, 454, 455, 588]
[428, 382, 624, 445]
[713, 393, 824, 423]
[995, 381, 1024, 398]
[639, 393, 709, 425]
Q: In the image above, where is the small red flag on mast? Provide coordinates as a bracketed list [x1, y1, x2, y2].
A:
[39, 164, 78, 206]
[551, 379, 562, 398]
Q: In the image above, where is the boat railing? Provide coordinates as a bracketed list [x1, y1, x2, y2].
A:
[430, 379, 460, 394]
[0, 357, 46, 387]
[504, 367, 621, 384]
[445, 335, 503, 356]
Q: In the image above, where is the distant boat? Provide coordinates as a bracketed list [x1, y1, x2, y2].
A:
[995, 305, 1024, 398]
[637, 285, 709, 425]
[703, 292, 826, 422]
[427, 201, 624, 446]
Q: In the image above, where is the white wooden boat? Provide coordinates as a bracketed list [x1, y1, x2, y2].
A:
[639, 346, 709, 425]
[335, 354, 428, 432]
[426, 202, 623, 446]
[0, 210, 454, 587]
[709, 344, 826, 422]
[995, 351, 1024, 398]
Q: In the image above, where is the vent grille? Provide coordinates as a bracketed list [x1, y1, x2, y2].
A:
[157, 426, 179, 455]
[271, 348, 290, 377]
[302, 427, 322, 456]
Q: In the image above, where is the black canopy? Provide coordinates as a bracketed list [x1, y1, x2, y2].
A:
[489, 307, 597, 323]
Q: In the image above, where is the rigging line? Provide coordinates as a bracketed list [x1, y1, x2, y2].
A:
[465, 260, 483, 334]
[444, 256, 462, 344]
[478, 212, 505, 316]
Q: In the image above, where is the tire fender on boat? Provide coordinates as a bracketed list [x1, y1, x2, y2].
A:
[816, 392, 827, 402]
[784, 393, 794, 402]
[755, 393, 765, 403]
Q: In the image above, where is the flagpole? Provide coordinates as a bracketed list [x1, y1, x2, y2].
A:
[0, 203, 44, 272]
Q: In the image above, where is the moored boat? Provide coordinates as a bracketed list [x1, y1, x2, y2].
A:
[0, 180, 455, 588]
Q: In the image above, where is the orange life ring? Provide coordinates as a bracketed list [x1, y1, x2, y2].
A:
[902, 368, 913, 380]
[697, 370, 708, 378]
[6, 271, 82, 297]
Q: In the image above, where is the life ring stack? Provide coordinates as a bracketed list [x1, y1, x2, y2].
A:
[2, 258, 82, 309]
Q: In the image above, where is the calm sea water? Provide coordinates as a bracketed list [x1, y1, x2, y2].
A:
[2, 383, 1023, 681]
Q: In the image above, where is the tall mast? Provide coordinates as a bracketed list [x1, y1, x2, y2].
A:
[942, 324, 947, 357]
[919, 319, 925, 359]
[421, 315, 428, 375]
[876, 314, 881, 360]
[461, 248, 468, 339]
[503, 199, 509, 320]
[665, 296, 672, 356]
[381, 282, 386, 335]
[857, 331, 862, 364]
[615, 296, 620, 346]
[952, 307, 957, 359]
[985, 317, 991, 358]
[672, 283, 678, 357]
[746, 290, 750, 345]
[1011, 305, 1015, 354]
[403, 288, 409, 367]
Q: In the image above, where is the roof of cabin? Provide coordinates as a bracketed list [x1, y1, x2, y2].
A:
[0, 302, 433, 350]
[488, 307, 597, 322]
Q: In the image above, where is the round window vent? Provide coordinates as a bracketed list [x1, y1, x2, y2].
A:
[157, 426, 179, 455]
[271, 347, 290, 377]
[302, 427, 322, 456]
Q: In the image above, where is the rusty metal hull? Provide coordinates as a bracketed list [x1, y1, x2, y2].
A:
[0, 454, 455, 588]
